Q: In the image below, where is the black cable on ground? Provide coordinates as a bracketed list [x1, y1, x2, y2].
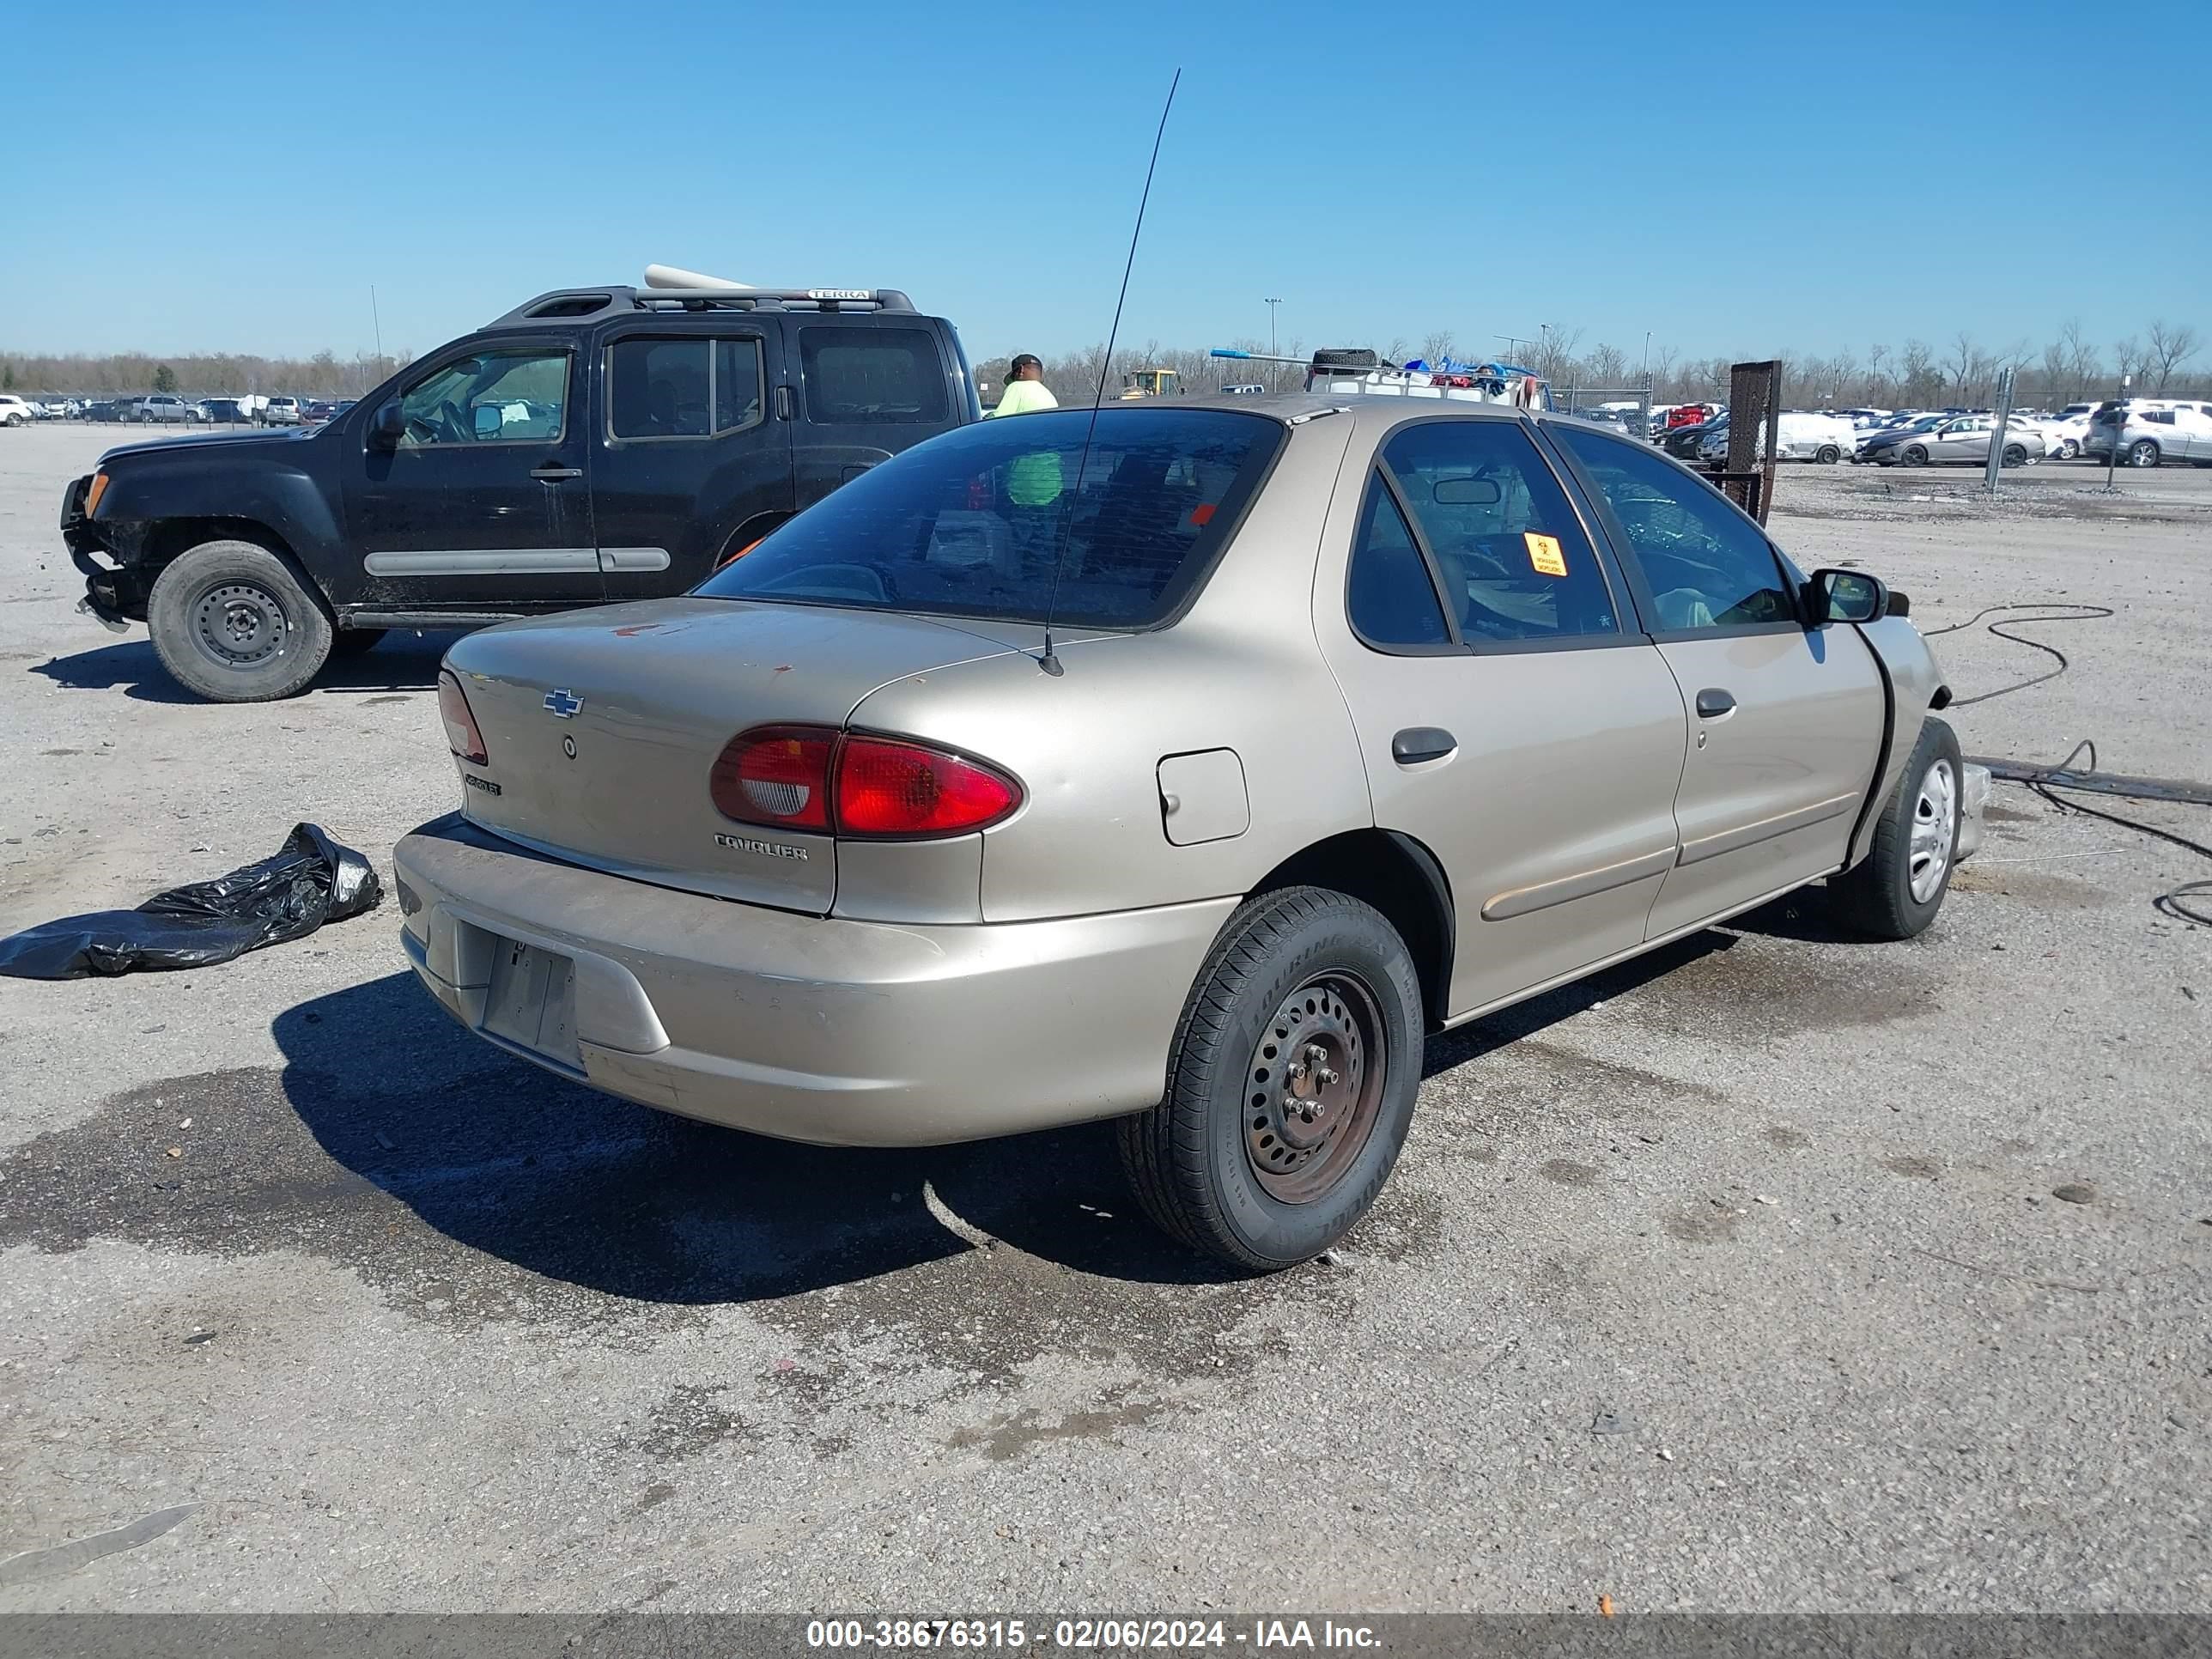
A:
[1990, 740, 2212, 928]
[1919, 607, 2212, 927]
[1920, 603, 2114, 707]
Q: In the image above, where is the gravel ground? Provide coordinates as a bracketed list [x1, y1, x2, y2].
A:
[2, 425, 2208, 1613]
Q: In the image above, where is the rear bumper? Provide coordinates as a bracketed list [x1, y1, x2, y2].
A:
[392, 813, 1234, 1147]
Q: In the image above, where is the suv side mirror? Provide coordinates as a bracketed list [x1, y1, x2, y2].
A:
[1808, 568, 1887, 625]
[369, 401, 405, 450]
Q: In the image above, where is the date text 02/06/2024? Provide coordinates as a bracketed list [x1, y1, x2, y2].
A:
[804, 1620, 1382, 1650]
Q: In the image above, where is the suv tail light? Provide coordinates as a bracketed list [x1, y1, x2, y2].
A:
[437, 670, 488, 765]
[709, 725, 1020, 839]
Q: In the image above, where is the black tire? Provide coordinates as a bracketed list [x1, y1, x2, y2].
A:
[146, 538, 332, 702]
[1815, 445, 1841, 464]
[2002, 443, 2027, 467]
[330, 627, 390, 658]
[1828, 718, 1963, 940]
[1116, 886, 1423, 1271]
[2129, 439, 2160, 468]
[1901, 444, 1929, 465]
[1310, 348, 1380, 370]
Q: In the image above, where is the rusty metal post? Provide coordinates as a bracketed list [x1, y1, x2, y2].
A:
[1720, 360, 1782, 523]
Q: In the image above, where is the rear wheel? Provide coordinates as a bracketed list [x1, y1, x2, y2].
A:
[1828, 718, 1962, 940]
[2129, 439, 2161, 468]
[2002, 443, 2027, 467]
[1815, 444, 1841, 464]
[1116, 886, 1422, 1270]
[147, 539, 332, 702]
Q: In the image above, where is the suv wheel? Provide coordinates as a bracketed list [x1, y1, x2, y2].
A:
[1815, 444, 1842, 464]
[1827, 718, 1962, 940]
[2129, 439, 2161, 468]
[1116, 886, 1423, 1270]
[147, 539, 333, 702]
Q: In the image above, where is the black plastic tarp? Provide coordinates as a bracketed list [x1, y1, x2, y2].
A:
[0, 823, 383, 980]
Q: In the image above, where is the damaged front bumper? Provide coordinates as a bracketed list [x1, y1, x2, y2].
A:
[61, 474, 138, 630]
[1956, 763, 1992, 860]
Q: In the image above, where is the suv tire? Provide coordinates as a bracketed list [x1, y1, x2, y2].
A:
[2129, 439, 2161, 468]
[1116, 886, 1422, 1271]
[147, 539, 333, 702]
[1310, 348, 1380, 370]
[1828, 717, 1962, 940]
[1815, 444, 1842, 464]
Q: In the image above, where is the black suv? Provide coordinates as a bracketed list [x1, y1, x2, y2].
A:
[62, 285, 980, 701]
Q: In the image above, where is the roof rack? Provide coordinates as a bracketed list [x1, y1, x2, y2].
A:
[488, 287, 917, 327]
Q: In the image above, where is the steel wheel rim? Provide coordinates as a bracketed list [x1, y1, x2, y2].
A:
[1244, 971, 1388, 1204]
[191, 580, 290, 670]
[1910, 758, 1957, 903]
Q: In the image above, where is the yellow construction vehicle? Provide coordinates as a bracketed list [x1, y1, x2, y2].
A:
[1117, 367, 1179, 399]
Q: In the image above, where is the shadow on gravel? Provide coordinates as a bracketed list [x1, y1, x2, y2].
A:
[30, 630, 468, 702]
[268, 971, 1237, 1302]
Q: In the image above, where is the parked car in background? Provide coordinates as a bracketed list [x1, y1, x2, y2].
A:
[262, 396, 303, 426]
[2081, 400, 2212, 468]
[0, 395, 33, 427]
[199, 398, 248, 424]
[80, 400, 115, 422]
[392, 397, 1983, 1269]
[62, 279, 981, 701]
[132, 393, 198, 424]
[302, 400, 338, 423]
[1664, 416, 1723, 459]
[1863, 414, 2043, 467]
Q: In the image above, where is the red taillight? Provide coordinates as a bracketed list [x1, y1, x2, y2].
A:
[708, 726, 1020, 839]
[835, 736, 1019, 837]
[437, 670, 488, 765]
[710, 724, 834, 830]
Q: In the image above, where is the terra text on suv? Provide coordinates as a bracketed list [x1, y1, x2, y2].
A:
[59, 283, 979, 701]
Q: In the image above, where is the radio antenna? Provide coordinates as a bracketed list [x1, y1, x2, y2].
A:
[1036, 66, 1181, 678]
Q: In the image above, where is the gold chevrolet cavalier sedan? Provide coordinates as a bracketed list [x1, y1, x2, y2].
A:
[396, 398, 1984, 1268]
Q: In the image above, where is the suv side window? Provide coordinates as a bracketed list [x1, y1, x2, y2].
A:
[1377, 419, 1620, 643]
[398, 349, 568, 447]
[1346, 483, 1451, 647]
[607, 337, 763, 440]
[1553, 425, 1796, 632]
[799, 326, 949, 424]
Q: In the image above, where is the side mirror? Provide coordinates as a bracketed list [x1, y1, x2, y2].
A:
[1808, 568, 1887, 625]
[369, 401, 404, 450]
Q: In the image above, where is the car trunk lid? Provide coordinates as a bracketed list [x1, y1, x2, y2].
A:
[444, 598, 1025, 913]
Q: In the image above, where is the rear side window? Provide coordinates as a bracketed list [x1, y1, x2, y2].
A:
[1347, 487, 1450, 647]
[799, 326, 949, 424]
[607, 337, 763, 439]
[1553, 426, 1795, 632]
[1378, 420, 1620, 642]
[697, 408, 1282, 629]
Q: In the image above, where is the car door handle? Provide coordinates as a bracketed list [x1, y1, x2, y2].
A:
[1391, 726, 1457, 765]
[531, 465, 582, 482]
[1695, 688, 1736, 718]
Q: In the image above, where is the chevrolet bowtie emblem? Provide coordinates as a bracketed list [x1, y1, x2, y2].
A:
[543, 688, 585, 719]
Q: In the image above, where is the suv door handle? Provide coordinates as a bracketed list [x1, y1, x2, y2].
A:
[1695, 688, 1736, 718]
[774, 386, 795, 421]
[1391, 726, 1456, 765]
[531, 465, 582, 482]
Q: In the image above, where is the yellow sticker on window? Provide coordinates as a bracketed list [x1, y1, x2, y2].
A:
[1524, 532, 1568, 577]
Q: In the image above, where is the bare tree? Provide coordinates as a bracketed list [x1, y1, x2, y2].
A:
[1419, 331, 1456, 367]
[1586, 342, 1628, 385]
[2112, 336, 2146, 388]
[1947, 331, 1980, 401]
[2147, 319, 2201, 392]
[2062, 318, 2099, 402]
[1865, 343, 1888, 404]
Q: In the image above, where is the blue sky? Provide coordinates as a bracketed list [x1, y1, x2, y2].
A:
[3, 0, 2203, 368]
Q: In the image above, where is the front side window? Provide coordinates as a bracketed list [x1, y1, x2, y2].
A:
[697, 408, 1280, 629]
[799, 326, 949, 424]
[1553, 426, 1796, 632]
[398, 349, 568, 447]
[606, 337, 763, 439]
[1375, 420, 1619, 643]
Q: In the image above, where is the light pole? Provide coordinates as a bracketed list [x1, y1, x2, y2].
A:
[1264, 298, 1282, 392]
[2104, 371, 2130, 489]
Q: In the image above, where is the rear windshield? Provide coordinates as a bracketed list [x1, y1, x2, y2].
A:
[696, 408, 1285, 629]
